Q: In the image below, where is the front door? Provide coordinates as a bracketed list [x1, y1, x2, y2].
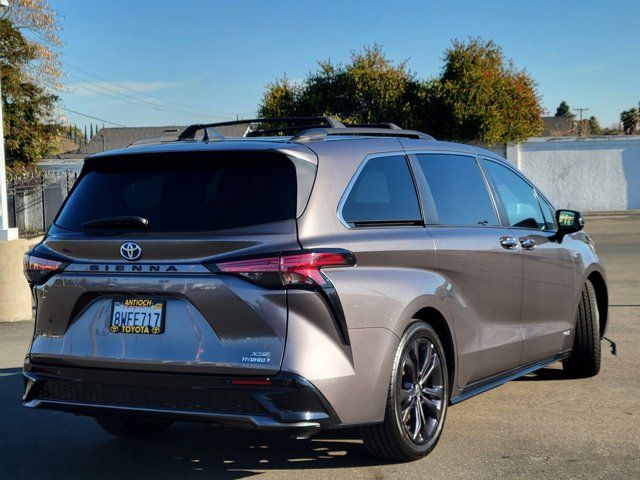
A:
[481, 159, 576, 365]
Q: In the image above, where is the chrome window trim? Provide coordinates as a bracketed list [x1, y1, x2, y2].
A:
[336, 151, 424, 229]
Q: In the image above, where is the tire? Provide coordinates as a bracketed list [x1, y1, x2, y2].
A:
[95, 416, 173, 438]
[563, 279, 601, 378]
[361, 322, 449, 462]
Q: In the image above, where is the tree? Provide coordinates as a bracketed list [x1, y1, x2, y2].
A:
[1, 1, 63, 164]
[587, 116, 601, 135]
[258, 77, 304, 118]
[90, 123, 94, 139]
[66, 124, 82, 142]
[620, 108, 638, 135]
[555, 100, 574, 118]
[420, 38, 543, 144]
[259, 41, 543, 144]
[5, 0, 62, 89]
[601, 123, 621, 135]
[259, 44, 421, 126]
[1, 18, 62, 164]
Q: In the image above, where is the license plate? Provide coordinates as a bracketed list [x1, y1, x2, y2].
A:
[110, 298, 165, 335]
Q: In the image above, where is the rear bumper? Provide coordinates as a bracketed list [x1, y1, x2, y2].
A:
[22, 359, 340, 431]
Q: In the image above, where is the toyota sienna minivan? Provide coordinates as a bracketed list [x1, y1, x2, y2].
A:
[22, 117, 608, 461]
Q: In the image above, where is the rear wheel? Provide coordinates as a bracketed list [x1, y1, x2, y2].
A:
[563, 279, 601, 378]
[95, 416, 173, 438]
[361, 322, 449, 462]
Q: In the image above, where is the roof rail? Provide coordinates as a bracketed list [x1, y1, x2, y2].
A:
[176, 116, 434, 143]
[291, 127, 434, 142]
[345, 123, 402, 130]
[177, 117, 344, 141]
[129, 129, 182, 147]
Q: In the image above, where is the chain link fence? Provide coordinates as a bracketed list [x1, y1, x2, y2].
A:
[7, 170, 78, 238]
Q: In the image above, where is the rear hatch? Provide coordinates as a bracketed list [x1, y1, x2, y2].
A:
[28, 148, 316, 375]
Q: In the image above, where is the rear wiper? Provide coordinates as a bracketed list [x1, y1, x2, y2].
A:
[81, 216, 149, 228]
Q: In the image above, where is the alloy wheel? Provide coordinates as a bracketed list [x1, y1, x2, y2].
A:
[397, 337, 445, 445]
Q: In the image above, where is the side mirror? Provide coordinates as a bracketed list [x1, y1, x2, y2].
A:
[555, 209, 584, 241]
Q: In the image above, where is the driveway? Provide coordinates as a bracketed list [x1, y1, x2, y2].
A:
[1, 216, 638, 479]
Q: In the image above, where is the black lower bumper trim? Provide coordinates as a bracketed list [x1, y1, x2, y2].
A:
[23, 361, 339, 429]
[34, 378, 264, 414]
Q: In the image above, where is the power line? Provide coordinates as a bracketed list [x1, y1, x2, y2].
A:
[62, 61, 246, 119]
[30, 32, 212, 118]
[60, 107, 127, 127]
[68, 73, 210, 118]
[25, 29, 242, 118]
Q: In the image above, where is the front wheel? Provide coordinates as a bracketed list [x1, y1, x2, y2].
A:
[361, 322, 449, 462]
[563, 279, 601, 378]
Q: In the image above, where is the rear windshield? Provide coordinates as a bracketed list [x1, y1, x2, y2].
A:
[56, 152, 299, 232]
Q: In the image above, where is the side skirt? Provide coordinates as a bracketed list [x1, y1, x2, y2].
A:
[450, 352, 571, 405]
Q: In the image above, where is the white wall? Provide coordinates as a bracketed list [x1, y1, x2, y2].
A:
[507, 136, 640, 212]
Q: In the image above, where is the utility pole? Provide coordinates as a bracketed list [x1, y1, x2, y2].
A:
[0, 0, 18, 240]
[0, 64, 18, 240]
[575, 107, 589, 136]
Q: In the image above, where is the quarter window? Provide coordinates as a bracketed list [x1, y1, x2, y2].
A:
[416, 154, 498, 226]
[341, 155, 422, 225]
[538, 196, 557, 231]
[482, 160, 546, 230]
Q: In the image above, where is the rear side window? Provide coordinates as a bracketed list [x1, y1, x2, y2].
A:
[341, 155, 422, 225]
[416, 154, 498, 226]
[482, 160, 546, 230]
[56, 152, 299, 232]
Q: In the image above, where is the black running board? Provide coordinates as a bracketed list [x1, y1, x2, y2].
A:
[450, 352, 571, 405]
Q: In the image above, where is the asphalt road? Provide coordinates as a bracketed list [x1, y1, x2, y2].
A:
[1, 216, 638, 479]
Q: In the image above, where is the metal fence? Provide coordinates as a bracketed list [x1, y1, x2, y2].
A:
[7, 170, 78, 237]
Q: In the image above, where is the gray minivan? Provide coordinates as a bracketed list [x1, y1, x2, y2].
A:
[22, 118, 608, 461]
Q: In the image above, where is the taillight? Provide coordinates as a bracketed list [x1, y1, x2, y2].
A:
[211, 250, 356, 346]
[214, 250, 355, 288]
[279, 252, 352, 286]
[214, 256, 282, 287]
[23, 253, 67, 284]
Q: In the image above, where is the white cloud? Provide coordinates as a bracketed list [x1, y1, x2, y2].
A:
[69, 80, 182, 98]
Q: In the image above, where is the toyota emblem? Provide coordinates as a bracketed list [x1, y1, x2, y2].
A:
[120, 242, 142, 261]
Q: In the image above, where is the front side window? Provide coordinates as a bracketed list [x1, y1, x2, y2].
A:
[341, 155, 422, 225]
[416, 154, 498, 226]
[482, 160, 546, 230]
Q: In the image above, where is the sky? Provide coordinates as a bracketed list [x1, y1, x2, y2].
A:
[47, 0, 640, 131]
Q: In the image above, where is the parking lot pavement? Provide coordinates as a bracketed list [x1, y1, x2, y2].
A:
[1, 215, 638, 480]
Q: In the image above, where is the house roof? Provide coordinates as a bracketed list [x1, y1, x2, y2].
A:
[64, 124, 250, 158]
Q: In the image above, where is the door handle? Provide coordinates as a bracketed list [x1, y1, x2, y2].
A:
[500, 236, 519, 249]
[520, 237, 536, 250]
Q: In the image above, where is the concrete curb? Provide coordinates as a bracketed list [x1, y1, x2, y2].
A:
[585, 210, 640, 217]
